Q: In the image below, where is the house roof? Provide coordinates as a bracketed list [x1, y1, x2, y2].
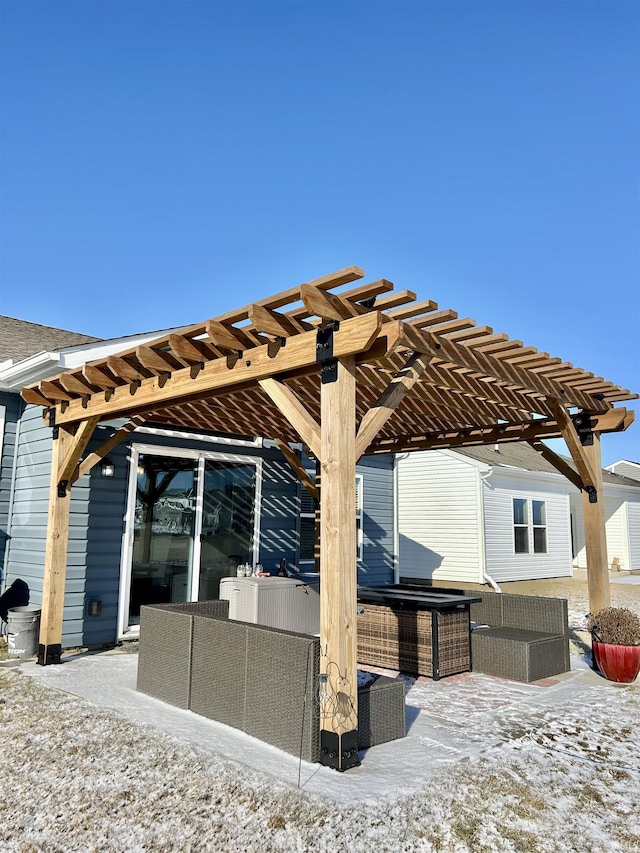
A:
[605, 459, 640, 482]
[456, 442, 640, 488]
[0, 316, 101, 364]
[20, 266, 638, 459]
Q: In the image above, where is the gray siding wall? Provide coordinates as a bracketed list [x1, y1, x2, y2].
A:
[5, 404, 58, 602]
[5, 416, 299, 648]
[297, 453, 395, 586]
[254, 439, 299, 573]
[4, 404, 95, 645]
[357, 455, 394, 586]
[0, 391, 22, 584]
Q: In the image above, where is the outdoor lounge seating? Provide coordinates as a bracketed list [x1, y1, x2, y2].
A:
[137, 601, 406, 763]
[461, 589, 571, 683]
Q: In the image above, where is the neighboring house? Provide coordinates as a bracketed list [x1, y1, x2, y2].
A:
[571, 474, 640, 574]
[605, 459, 640, 482]
[0, 315, 394, 649]
[397, 442, 640, 586]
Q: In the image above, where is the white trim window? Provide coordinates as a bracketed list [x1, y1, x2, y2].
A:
[298, 486, 317, 567]
[299, 474, 364, 566]
[513, 497, 547, 555]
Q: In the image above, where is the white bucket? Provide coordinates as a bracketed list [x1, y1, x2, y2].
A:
[7, 606, 41, 659]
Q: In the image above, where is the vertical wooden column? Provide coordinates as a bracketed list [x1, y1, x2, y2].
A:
[314, 459, 321, 574]
[319, 355, 359, 771]
[582, 432, 611, 613]
[38, 425, 76, 665]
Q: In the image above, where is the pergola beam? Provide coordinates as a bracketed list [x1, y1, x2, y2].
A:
[546, 398, 598, 492]
[355, 352, 433, 461]
[50, 312, 382, 427]
[365, 407, 632, 454]
[74, 415, 146, 483]
[274, 439, 319, 503]
[527, 439, 585, 491]
[259, 378, 321, 459]
[57, 417, 101, 486]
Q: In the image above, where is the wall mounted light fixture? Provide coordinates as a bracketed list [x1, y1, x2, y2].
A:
[100, 456, 115, 478]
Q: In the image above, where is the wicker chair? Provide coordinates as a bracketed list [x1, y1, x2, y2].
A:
[463, 589, 570, 683]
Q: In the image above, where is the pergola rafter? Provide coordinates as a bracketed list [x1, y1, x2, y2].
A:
[23, 265, 637, 771]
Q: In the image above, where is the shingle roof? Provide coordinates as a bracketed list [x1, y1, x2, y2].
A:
[455, 442, 640, 488]
[0, 316, 101, 364]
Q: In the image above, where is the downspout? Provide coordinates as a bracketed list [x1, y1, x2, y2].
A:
[479, 466, 502, 593]
[392, 454, 404, 584]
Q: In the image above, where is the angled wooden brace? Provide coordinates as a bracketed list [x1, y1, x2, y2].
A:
[355, 352, 433, 461]
[546, 398, 599, 501]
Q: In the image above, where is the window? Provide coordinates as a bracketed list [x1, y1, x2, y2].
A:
[299, 475, 364, 565]
[299, 487, 317, 565]
[532, 500, 547, 554]
[513, 498, 529, 553]
[513, 498, 547, 555]
[355, 475, 364, 562]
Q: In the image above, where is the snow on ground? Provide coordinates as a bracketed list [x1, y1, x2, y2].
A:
[0, 579, 638, 852]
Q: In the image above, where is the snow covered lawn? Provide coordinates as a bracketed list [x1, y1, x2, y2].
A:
[1, 660, 638, 852]
[1, 578, 638, 852]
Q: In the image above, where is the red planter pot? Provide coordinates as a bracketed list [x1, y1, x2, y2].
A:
[592, 640, 640, 684]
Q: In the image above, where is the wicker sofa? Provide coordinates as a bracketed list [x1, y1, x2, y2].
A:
[137, 601, 406, 763]
[461, 589, 571, 683]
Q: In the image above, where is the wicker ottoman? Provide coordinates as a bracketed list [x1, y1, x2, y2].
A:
[471, 627, 569, 683]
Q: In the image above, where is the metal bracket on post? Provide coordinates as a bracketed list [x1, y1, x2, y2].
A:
[316, 321, 340, 384]
[38, 643, 62, 666]
[319, 729, 360, 772]
[586, 485, 598, 504]
[57, 480, 69, 498]
[572, 412, 594, 446]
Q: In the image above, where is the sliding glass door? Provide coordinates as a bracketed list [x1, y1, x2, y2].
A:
[197, 460, 256, 599]
[121, 446, 260, 634]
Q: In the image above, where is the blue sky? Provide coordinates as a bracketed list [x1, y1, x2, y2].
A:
[1, 0, 638, 465]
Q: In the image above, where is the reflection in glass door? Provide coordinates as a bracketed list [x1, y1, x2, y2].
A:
[123, 448, 260, 632]
[128, 454, 197, 624]
[198, 461, 256, 600]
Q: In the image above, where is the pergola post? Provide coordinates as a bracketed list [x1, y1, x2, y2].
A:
[318, 354, 359, 771]
[581, 432, 611, 613]
[38, 425, 79, 665]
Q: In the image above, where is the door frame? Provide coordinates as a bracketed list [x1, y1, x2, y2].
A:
[117, 442, 263, 639]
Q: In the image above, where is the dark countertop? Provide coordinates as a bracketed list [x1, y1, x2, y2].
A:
[357, 585, 482, 610]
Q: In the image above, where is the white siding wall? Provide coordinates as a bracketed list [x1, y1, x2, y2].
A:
[397, 450, 483, 583]
[572, 486, 640, 572]
[628, 502, 640, 571]
[483, 469, 573, 581]
[604, 495, 627, 569]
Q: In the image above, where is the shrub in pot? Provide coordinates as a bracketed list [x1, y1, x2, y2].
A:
[586, 607, 640, 684]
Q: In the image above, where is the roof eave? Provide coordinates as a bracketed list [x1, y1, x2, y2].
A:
[0, 329, 176, 393]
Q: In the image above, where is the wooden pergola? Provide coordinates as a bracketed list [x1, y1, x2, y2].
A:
[23, 266, 636, 770]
